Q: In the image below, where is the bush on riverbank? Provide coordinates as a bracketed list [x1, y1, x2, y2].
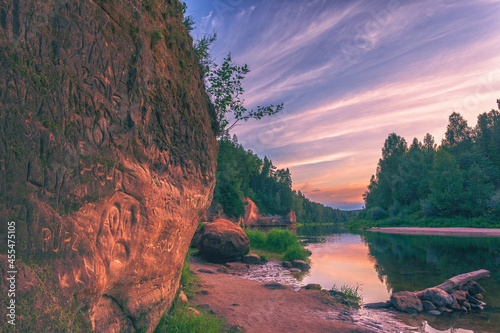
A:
[245, 228, 309, 262]
[329, 284, 363, 309]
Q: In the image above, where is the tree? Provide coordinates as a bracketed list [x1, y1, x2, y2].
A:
[444, 112, 471, 151]
[429, 149, 465, 216]
[205, 53, 284, 135]
[365, 133, 407, 210]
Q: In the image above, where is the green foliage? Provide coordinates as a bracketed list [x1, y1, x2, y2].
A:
[206, 54, 284, 135]
[155, 302, 226, 333]
[360, 100, 500, 225]
[194, 33, 217, 63]
[245, 229, 267, 249]
[330, 284, 363, 309]
[155, 251, 226, 333]
[180, 252, 198, 298]
[213, 136, 353, 223]
[347, 216, 500, 229]
[282, 243, 309, 262]
[182, 2, 196, 31]
[244, 228, 309, 261]
[266, 229, 298, 253]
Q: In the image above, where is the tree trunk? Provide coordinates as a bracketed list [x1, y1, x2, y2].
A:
[415, 269, 490, 297]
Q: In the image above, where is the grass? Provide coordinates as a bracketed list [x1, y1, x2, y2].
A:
[154, 302, 227, 333]
[155, 251, 228, 332]
[245, 228, 309, 262]
[348, 216, 500, 230]
[329, 284, 363, 309]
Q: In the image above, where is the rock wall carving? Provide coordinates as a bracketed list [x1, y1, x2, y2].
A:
[0, 0, 217, 331]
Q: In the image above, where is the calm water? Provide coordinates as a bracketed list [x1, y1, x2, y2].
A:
[297, 225, 500, 333]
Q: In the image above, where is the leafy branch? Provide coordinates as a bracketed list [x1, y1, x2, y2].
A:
[205, 53, 284, 135]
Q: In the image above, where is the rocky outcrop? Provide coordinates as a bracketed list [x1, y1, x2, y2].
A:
[242, 197, 296, 230]
[390, 291, 423, 314]
[372, 270, 490, 316]
[0, 0, 217, 332]
[195, 219, 250, 263]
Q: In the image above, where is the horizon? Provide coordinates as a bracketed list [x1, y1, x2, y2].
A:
[185, 0, 500, 210]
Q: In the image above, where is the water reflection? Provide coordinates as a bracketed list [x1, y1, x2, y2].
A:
[297, 226, 500, 333]
[299, 231, 392, 303]
[360, 231, 500, 333]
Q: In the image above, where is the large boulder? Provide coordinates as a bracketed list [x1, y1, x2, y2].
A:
[421, 288, 454, 307]
[391, 291, 423, 313]
[196, 219, 250, 263]
[0, 0, 217, 331]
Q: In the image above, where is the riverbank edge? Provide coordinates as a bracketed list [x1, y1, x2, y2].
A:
[187, 258, 393, 332]
[367, 227, 500, 237]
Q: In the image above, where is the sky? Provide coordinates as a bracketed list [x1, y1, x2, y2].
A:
[184, 0, 500, 210]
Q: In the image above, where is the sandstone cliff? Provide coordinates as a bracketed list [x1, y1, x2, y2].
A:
[242, 198, 296, 231]
[0, 0, 217, 331]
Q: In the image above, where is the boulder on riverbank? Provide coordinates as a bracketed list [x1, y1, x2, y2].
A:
[292, 260, 310, 271]
[195, 219, 250, 263]
[242, 254, 262, 264]
[391, 291, 423, 313]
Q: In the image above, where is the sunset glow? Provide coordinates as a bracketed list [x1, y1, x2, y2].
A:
[186, 0, 500, 209]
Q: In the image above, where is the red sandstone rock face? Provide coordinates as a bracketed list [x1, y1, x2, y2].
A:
[0, 0, 216, 331]
[242, 197, 296, 230]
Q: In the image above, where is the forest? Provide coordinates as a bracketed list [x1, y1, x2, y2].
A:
[359, 100, 500, 224]
[213, 134, 355, 224]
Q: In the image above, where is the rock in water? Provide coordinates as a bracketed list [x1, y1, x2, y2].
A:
[242, 254, 262, 264]
[292, 260, 311, 271]
[0, 0, 217, 331]
[422, 300, 437, 311]
[422, 288, 454, 307]
[391, 291, 423, 313]
[196, 219, 250, 263]
[451, 290, 468, 303]
[467, 281, 485, 296]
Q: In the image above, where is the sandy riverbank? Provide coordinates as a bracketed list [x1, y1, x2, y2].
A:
[189, 259, 411, 333]
[367, 227, 500, 237]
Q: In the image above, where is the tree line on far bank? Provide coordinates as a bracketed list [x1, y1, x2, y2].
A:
[359, 100, 500, 224]
[213, 134, 356, 224]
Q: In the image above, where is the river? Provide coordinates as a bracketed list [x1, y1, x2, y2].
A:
[296, 225, 500, 333]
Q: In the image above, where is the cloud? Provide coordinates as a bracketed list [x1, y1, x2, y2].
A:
[189, 0, 500, 209]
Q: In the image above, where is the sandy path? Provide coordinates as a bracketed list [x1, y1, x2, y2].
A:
[367, 227, 500, 237]
[190, 260, 378, 333]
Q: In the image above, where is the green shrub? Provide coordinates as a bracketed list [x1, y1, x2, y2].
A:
[245, 229, 267, 249]
[330, 284, 363, 309]
[282, 243, 308, 262]
[266, 229, 298, 253]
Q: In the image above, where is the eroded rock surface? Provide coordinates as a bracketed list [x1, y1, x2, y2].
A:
[0, 0, 216, 331]
[242, 197, 296, 231]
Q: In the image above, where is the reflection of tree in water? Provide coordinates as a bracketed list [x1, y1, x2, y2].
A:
[297, 225, 344, 244]
[359, 232, 500, 332]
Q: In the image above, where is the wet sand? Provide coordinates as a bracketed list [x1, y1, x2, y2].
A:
[189, 259, 412, 333]
[367, 227, 500, 237]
